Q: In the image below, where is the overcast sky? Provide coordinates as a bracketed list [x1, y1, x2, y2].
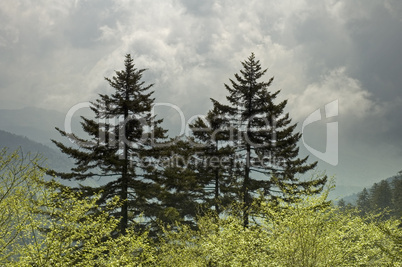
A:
[1, 0, 402, 192]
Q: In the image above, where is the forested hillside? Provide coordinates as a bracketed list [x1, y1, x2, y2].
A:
[0, 129, 98, 188]
[0, 107, 86, 148]
[0, 129, 73, 172]
[339, 173, 402, 218]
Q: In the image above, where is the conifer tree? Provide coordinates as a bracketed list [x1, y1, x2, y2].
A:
[337, 199, 346, 212]
[50, 54, 167, 234]
[202, 53, 326, 227]
[371, 180, 392, 213]
[356, 188, 371, 216]
[391, 172, 402, 218]
[156, 139, 208, 228]
[190, 106, 239, 214]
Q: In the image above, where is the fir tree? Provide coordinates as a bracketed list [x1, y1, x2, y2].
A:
[200, 53, 327, 227]
[356, 188, 371, 216]
[391, 172, 402, 218]
[337, 199, 347, 212]
[49, 54, 167, 234]
[370, 180, 392, 216]
[156, 139, 208, 228]
[190, 106, 239, 214]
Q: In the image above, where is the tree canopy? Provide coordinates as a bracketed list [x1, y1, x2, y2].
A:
[1, 149, 400, 266]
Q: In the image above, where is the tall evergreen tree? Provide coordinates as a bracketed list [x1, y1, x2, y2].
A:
[370, 180, 392, 213]
[50, 54, 167, 234]
[156, 139, 208, 228]
[337, 199, 347, 212]
[199, 53, 327, 227]
[190, 106, 239, 214]
[391, 172, 402, 218]
[356, 188, 371, 216]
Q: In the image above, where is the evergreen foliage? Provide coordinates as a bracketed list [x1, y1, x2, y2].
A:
[356, 188, 371, 216]
[190, 106, 239, 215]
[340, 172, 402, 220]
[156, 139, 208, 228]
[49, 54, 168, 234]
[191, 53, 327, 226]
[371, 180, 393, 212]
[391, 172, 402, 218]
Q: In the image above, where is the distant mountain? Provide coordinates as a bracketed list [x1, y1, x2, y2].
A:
[0, 129, 97, 187]
[329, 184, 363, 202]
[0, 106, 89, 148]
[0, 129, 74, 171]
[339, 192, 359, 205]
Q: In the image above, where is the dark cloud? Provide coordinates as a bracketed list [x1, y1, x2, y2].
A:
[348, 6, 402, 102]
[179, 0, 215, 16]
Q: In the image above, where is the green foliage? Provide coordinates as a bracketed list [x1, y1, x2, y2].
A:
[156, 214, 271, 266]
[0, 152, 400, 266]
[261, 197, 392, 266]
[17, 190, 121, 266]
[0, 149, 153, 266]
[154, 188, 402, 266]
[375, 219, 402, 263]
[0, 148, 44, 263]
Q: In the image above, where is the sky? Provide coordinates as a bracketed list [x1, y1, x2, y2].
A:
[1, 0, 402, 194]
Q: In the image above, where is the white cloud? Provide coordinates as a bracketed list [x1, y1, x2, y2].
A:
[288, 67, 382, 121]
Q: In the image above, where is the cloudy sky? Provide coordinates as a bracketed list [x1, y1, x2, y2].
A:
[1, 0, 402, 193]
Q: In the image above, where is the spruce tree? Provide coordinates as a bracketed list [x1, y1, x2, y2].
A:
[370, 180, 393, 212]
[391, 172, 402, 218]
[337, 199, 347, 212]
[190, 106, 239, 214]
[356, 188, 371, 216]
[50, 54, 167, 234]
[202, 53, 327, 227]
[156, 139, 208, 228]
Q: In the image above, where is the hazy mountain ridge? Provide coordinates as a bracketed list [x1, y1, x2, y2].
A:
[0, 129, 74, 172]
[0, 106, 88, 148]
[329, 185, 362, 202]
[0, 129, 100, 188]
